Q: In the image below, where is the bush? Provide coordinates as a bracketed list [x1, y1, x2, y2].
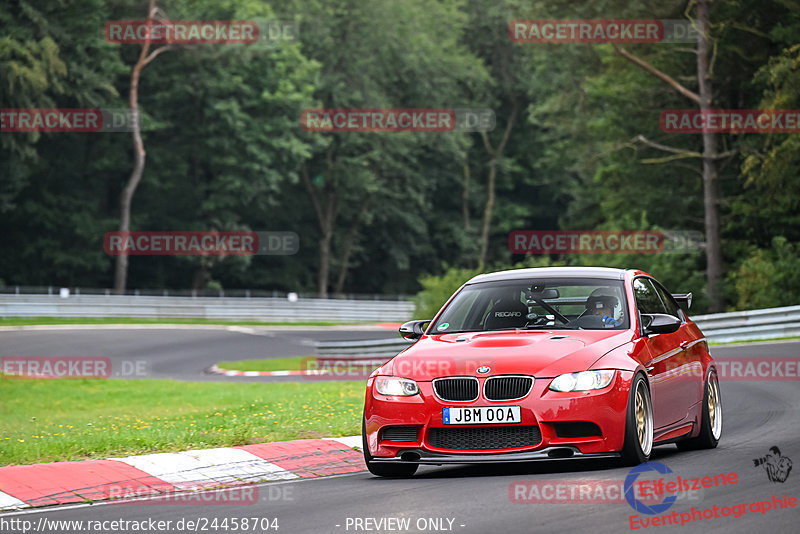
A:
[412, 266, 483, 320]
[732, 237, 800, 310]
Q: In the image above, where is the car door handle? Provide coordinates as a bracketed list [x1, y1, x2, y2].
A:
[679, 341, 690, 350]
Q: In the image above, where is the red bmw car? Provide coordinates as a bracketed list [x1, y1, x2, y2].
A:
[362, 267, 722, 477]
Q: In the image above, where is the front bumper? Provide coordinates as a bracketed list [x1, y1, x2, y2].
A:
[369, 446, 620, 465]
[364, 370, 634, 459]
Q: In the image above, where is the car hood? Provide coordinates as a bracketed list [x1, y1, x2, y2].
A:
[378, 329, 635, 380]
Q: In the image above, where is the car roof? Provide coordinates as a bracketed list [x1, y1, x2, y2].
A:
[466, 266, 628, 284]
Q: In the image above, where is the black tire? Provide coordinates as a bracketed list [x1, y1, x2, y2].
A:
[362, 417, 418, 478]
[620, 373, 653, 466]
[677, 371, 722, 451]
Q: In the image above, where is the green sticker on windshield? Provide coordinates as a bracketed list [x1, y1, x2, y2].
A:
[437, 323, 449, 331]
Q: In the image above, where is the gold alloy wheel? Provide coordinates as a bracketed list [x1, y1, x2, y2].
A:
[634, 381, 653, 455]
[708, 374, 723, 439]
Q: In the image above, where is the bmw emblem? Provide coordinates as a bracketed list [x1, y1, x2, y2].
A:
[477, 366, 490, 374]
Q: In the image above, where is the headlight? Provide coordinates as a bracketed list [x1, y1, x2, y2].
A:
[549, 370, 616, 392]
[375, 376, 419, 396]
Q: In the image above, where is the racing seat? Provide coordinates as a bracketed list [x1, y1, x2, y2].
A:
[484, 298, 529, 331]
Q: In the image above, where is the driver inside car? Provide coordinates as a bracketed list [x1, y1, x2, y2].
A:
[585, 289, 621, 327]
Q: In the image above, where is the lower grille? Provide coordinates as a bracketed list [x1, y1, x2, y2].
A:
[380, 425, 420, 442]
[428, 426, 542, 450]
[433, 377, 479, 402]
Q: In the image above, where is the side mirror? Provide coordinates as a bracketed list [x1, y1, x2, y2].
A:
[399, 320, 430, 340]
[641, 313, 682, 336]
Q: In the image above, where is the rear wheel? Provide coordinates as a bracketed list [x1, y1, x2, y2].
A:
[620, 373, 653, 465]
[362, 417, 418, 478]
[677, 371, 722, 451]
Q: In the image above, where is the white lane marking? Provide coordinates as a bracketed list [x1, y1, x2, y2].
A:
[324, 436, 362, 450]
[0, 491, 28, 511]
[207, 364, 326, 376]
[224, 326, 275, 337]
[110, 448, 298, 489]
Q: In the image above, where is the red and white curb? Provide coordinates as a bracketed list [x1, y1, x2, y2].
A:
[0, 437, 362, 511]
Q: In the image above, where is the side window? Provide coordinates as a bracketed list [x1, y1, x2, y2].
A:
[651, 281, 684, 321]
[633, 277, 668, 315]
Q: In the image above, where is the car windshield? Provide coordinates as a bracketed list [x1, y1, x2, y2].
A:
[429, 278, 629, 333]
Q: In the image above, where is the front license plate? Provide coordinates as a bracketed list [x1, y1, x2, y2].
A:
[443, 406, 521, 425]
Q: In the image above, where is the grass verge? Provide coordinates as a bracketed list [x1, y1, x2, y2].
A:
[216, 358, 382, 374]
[216, 357, 310, 372]
[0, 317, 357, 327]
[0, 378, 364, 466]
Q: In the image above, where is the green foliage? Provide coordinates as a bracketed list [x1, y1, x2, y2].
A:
[731, 237, 800, 310]
[0, 0, 798, 311]
[412, 266, 484, 320]
[735, 45, 800, 244]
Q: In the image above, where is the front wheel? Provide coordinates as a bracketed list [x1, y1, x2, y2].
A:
[362, 417, 418, 478]
[620, 373, 653, 465]
[677, 371, 722, 451]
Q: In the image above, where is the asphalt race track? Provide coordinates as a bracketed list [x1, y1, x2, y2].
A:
[1, 331, 798, 533]
[0, 326, 397, 382]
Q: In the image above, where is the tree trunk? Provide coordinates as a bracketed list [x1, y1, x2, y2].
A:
[697, 0, 724, 311]
[612, 0, 724, 311]
[477, 104, 518, 267]
[112, 0, 172, 294]
[302, 161, 339, 297]
[192, 263, 209, 290]
[317, 228, 332, 298]
[334, 196, 369, 296]
[478, 160, 497, 267]
[462, 153, 471, 231]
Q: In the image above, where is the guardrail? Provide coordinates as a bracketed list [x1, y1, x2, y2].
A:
[692, 304, 800, 343]
[315, 305, 800, 359]
[316, 338, 413, 358]
[0, 285, 409, 300]
[0, 294, 414, 323]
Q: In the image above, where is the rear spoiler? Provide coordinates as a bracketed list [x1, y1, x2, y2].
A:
[672, 293, 692, 309]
